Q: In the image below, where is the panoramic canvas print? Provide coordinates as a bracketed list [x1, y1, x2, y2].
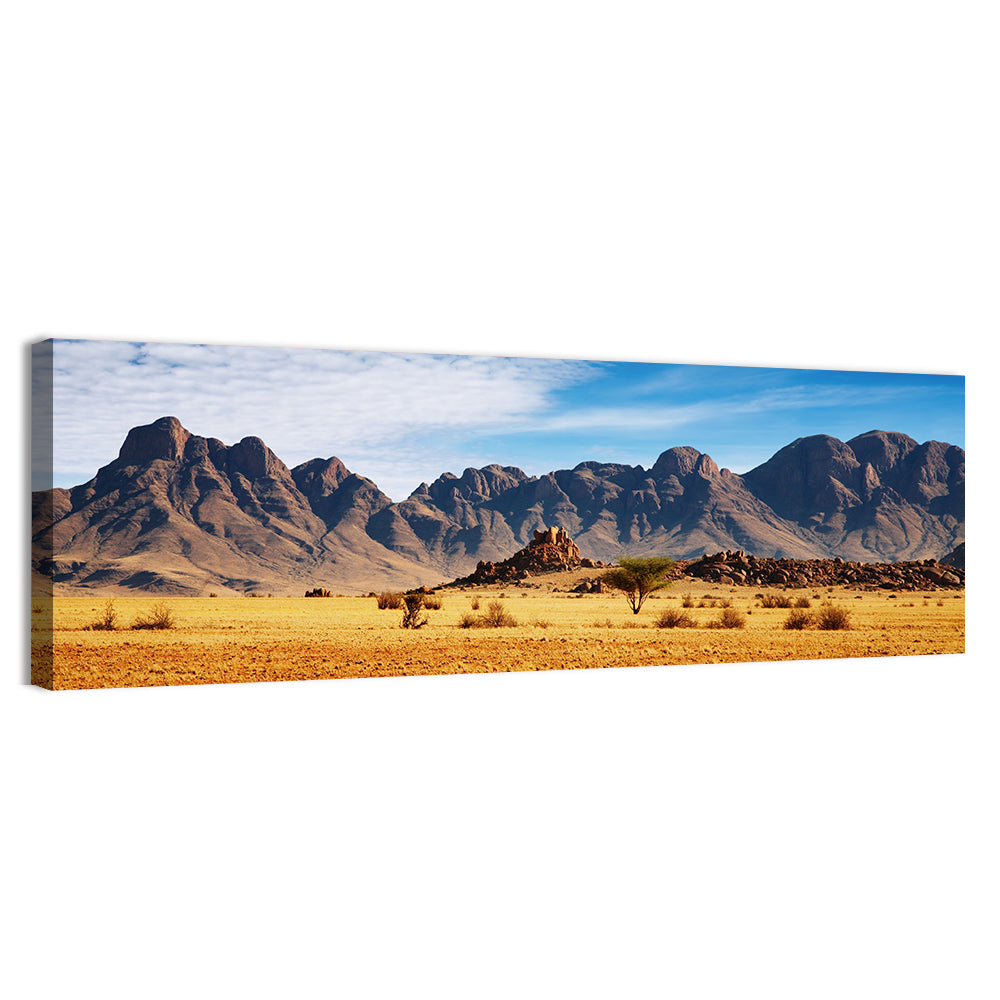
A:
[30, 339, 965, 690]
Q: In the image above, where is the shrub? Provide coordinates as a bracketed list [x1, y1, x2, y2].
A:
[305, 588, 332, 598]
[794, 596, 811, 608]
[655, 608, 697, 629]
[131, 601, 175, 630]
[783, 608, 814, 630]
[422, 593, 443, 610]
[470, 597, 480, 610]
[760, 593, 792, 608]
[459, 600, 518, 628]
[481, 600, 517, 628]
[681, 593, 695, 608]
[708, 607, 746, 629]
[400, 593, 429, 629]
[376, 591, 404, 610]
[816, 604, 851, 630]
[89, 599, 118, 631]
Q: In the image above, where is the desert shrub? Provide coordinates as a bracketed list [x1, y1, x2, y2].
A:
[655, 608, 697, 629]
[400, 593, 429, 629]
[460, 601, 518, 628]
[530, 619, 552, 629]
[481, 600, 517, 628]
[784, 608, 815, 630]
[131, 601, 175, 630]
[305, 588, 332, 598]
[794, 596, 811, 608]
[422, 593, 443, 610]
[89, 599, 118, 631]
[760, 593, 792, 609]
[816, 604, 851, 630]
[592, 618, 615, 629]
[470, 597, 480, 610]
[681, 593, 694, 608]
[376, 591, 404, 610]
[719, 597, 732, 608]
[708, 607, 746, 629]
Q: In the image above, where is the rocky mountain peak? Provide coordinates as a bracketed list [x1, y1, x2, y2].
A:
[227, 435, 288, 480]
[651, 446, 715, 479]
[118, 416, 191, 465]
[847, 430, 918, 471]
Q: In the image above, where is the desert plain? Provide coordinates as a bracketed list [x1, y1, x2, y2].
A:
[31, 570, 965, 690]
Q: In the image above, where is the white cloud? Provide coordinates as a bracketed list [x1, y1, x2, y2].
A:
[48, 339, 596, 498]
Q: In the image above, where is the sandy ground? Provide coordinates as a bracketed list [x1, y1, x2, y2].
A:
[31, 580, 966, 690]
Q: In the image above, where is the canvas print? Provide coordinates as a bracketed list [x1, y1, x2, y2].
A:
[30, 339, 965, 690]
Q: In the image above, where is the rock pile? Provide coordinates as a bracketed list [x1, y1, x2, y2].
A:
[681, 550, 964, 591]
[454, 526, 600, 585]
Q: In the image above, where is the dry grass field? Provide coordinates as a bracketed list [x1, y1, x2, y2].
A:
[31, 576, 966, 690]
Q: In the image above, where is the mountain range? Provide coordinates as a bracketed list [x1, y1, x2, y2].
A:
[32, 416, 965, 595]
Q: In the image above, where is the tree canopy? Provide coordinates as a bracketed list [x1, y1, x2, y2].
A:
[602, 556, 676, 614]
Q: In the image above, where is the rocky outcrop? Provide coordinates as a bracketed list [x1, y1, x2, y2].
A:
[682, 550, 965, 591]
[452, 525, 596, 585]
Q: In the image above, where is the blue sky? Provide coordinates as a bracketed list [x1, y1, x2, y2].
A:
[40, 340, 965, 500]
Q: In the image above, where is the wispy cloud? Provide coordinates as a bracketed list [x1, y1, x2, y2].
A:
[49, 340, 598, 498]
[44, 340, 964, 498]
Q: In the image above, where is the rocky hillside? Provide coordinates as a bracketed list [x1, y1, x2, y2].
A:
[32, 417, 965, 594]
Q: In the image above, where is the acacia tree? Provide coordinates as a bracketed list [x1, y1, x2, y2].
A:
[602, 556, 676, 614]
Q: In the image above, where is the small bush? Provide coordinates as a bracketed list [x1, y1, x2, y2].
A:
[794, 596, 811, 608]
[471, 597, 480, 610]
[681, 593, 695, 608]
[816, 604, 851, 630]
[784, 608, 814, 630]
[131, 601, 175, 630]
[760, 593, 792, 609]
[708, 607, 746, 629]
[481, 600, 517, 628]
[89, 599, 118, 631]
[400, 593, 429, 629]
[655, 608, 697, 629]
[376, 591, 404, 610]
[459, 601, 518, 628]
[422, 593, 443, 610]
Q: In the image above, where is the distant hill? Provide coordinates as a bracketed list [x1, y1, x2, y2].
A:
[32, 417, 965, 595]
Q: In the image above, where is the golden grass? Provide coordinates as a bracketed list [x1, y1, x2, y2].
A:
[31, 585, 966, 690]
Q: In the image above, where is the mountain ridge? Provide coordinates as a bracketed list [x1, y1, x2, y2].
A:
[32, 417, 965, 595]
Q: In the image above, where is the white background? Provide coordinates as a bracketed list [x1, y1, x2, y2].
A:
[2, 3, 996, 998]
